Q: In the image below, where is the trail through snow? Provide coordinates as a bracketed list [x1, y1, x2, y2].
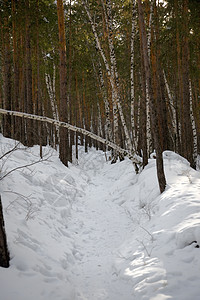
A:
[67, 157, 134, 299]
[1, 135, 200, 300]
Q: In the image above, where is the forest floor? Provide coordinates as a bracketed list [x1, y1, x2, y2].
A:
[0, 134, 200, 300]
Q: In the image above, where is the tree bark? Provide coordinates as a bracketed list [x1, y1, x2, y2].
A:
[83, 0, 136, 160]
[0, 108, 142, 165]
[0, 196, 10, 268]
[2, 13, 12, 138]
[130, 0, 137, 151]
[181, 0, 194, 167]
[138, 0, 166, 193]
[57, 0, 69, 166]
[12, 0, 21, 141]
[25, 0, 34, 147]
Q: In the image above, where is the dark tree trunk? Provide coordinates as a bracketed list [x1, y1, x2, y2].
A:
[68, 0, 73, 163]
[57, 0, 69, 166]
[12, 0, 21, 141]
[25, 0, 34, 147]
[138, 0, 166, 193]
[139, 25, 148, 168]
[181, 0, 194, 167]
[3, 18, 12, 138]
[0, 196, 10, 268]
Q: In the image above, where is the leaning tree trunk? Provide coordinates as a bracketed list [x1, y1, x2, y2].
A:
[105, 0, 134, 154]
[0, 196, 10, 268]
[97, 60, 113, 142]
[0, 108, 142, 165]
[83, 0, 136, 159]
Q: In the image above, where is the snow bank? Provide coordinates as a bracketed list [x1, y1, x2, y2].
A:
[0, 134, 200, 300]
[112, 151, 200, 300]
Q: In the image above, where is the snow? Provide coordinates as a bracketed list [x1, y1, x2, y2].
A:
[0, 134, 200, 300]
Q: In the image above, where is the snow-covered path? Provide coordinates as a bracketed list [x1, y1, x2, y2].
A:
[67, 156, 134, 299]
[1, 135, 200, 300]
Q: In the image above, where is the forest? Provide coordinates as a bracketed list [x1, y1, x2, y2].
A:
[0, 1, 200, 298]
[0, 0, 200, 192]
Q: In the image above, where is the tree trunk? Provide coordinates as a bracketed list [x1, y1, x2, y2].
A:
[25, 0, 34, 147]
[181, 0, 194, 167]
[12, 0, 21, 141]
[130, 0, 137, 150]
[0, 108, 142, 165]
[83, 0, 136, 160]
[138, 0, 166, 193]
[2, 14, 12, 138]
[97, 60, 112, 142]
[68, 0, 73, 163]
[0, 196, 10, 268]
[138, 14, 148, 168]
[57, 0, 69, 166]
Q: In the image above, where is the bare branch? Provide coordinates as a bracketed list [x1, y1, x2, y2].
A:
[0, 155, 51, 181]
[0, 142, 22, 160]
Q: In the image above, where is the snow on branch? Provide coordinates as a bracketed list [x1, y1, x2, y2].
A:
[0, 109, 142, 165]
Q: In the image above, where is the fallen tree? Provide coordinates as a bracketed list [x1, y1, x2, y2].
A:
[0, 109, 142, 165]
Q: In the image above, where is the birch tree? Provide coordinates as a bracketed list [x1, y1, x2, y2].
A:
[0, 108, 142, 165]
[82, 0, 136, 161]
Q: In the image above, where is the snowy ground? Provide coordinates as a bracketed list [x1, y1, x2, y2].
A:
[0, 134, 200, 300]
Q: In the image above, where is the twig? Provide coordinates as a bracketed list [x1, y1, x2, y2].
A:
[0, 142, 21, 160]
[0, 156, 51, 180]
[139, 225, 154, 242]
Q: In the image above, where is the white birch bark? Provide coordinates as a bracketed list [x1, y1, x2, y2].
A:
[104, 0, 135, 153]
[189, 80, 197, 157]
[97, 102, 103, 138]
[146, 0, 155, 153]
[147, 0, 154, 59]
[0, 108, 142, 165]
[45, 70, 59, 144]
[83, 0, 136, 157]
[45, 72, 59, 121]
[101, 0, 119, 149]
[130, 0, 137, 150]
[163, 70, 177, 133]
[92, 60, 113, 142]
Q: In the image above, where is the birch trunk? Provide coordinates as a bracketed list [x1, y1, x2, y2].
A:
[0, 108, 142, 165]
[130, 0, 137, 150]
[163, 70, 177, 133]
[97, 102, 103, 139]
[145, 0, 154, 154]
[45, 71, 59, 146]
[93, 60, 113, 142]
[105, 0, 134, 154]
[82, 0, 135, 158]
[189, 80, 197, 159]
